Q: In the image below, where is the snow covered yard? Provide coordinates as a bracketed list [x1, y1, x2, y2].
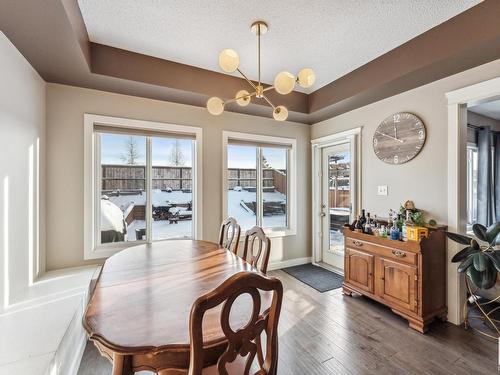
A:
[105, 188, 287, 241]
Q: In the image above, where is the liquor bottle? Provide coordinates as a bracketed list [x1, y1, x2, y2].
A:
[372, 214, 379, 228]
[355, 215, 363, 232]
[390, 221, 400, 240]
[401, 211, 412, 242]
[359, 209, 367, 227]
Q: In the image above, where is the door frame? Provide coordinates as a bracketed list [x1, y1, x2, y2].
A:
[311, 127, 362, 273]
[446, 76, 500, 324]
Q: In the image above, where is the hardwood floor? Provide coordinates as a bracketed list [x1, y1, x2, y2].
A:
[77, 270, 497, 375]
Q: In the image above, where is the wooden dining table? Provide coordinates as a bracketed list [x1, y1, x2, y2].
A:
[83, 240, 268, 375]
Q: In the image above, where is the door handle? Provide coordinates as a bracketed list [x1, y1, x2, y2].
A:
[392, 250, 406, 258]
[320, 212, 326, 217]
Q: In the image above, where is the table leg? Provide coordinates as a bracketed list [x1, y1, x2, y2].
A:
[112, 354, 133, 375]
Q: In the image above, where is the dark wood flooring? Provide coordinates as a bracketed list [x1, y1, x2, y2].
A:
[77, 270, 497, 375]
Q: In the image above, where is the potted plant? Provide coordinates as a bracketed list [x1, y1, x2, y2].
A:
[447, 223, 500, 292]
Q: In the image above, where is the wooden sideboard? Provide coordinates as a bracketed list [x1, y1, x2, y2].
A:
[342, 227, 447, 333]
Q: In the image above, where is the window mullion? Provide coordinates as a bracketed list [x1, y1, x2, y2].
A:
[95, 133, 102, 247]
[256, 147, 263, 227]
[146, 137, 153, 243]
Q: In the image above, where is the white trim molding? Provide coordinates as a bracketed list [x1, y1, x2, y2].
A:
[311, 127, 362, 270]
[221, 131, 297, 237]
[267, 257, 311, 271]
[84, 114, 203, 260]
[445, 75, 500, 324]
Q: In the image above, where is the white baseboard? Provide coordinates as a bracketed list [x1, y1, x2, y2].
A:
[267, 257, 312, 271]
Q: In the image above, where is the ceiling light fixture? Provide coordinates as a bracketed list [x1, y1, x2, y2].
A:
[207, 20, 316, 121]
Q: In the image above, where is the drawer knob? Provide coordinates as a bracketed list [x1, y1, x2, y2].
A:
[353, 240, 363, 247]
[392, 250, 406, 258]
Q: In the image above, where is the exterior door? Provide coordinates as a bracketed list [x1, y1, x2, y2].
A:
[377, 258, 417, 312]
[345, 248, 374, 293]
[320, 142, 354, 271]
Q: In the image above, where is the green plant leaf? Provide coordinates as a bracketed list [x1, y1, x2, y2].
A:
[493, 232, 500, 247]
[445, 231, 473, 245]
[486, 223, 500, 244]
[451, 246, 480, 263]
[484, 251, 500, 272]
[457, 255, 474, 273]
[473, 252, 488, 272]
[471, 239, 480, 250]
[472, 224, 488, 241]
[481, 263, 497, 289]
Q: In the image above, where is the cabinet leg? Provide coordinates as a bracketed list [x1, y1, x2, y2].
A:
[408, 320, 428, 334]
[342, 286, 353, 296]
[112, 354, 133, 375]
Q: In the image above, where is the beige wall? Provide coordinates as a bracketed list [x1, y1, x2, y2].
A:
[312, 58, 500, 224]
[45, 84, 311, 270]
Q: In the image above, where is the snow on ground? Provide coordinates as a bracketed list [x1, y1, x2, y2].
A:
[108, 189, 287, 239]
[126, 219, 193, 241]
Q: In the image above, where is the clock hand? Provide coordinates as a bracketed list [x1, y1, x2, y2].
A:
[376, 130, 404, 143]
[394, 124, 398, 140]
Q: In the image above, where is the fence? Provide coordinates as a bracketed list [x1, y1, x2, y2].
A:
[227, 168, 287, 194]
[101, 165, 192, 191]
[101, 165, 286, 194]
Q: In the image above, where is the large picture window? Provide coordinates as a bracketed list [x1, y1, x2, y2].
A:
[223, 132, 296, 235]
[84, 115, 202, 259]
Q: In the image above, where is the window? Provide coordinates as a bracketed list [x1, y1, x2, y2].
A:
[223, 132, 296, 235]
[84, 115, 202, 259]
[466, 144, 478, 229]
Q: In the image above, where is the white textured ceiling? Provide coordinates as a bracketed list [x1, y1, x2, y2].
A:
[470, 99, 500, 121]
[78, 0, 482, 93]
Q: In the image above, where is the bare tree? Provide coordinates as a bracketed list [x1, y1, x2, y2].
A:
[168, 140, 185, 166]
[121, 136, 141, 165]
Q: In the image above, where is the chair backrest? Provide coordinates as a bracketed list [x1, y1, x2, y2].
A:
[243, 226, 271, 274]
[188, 271, 283, 375]
[218, 217, 241, 254]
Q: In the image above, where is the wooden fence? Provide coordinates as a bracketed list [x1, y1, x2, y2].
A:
[101, 165, 192, 191]
[101, 165, 286, 194]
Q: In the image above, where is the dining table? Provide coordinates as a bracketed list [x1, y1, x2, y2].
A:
[83, 239, 268, 375]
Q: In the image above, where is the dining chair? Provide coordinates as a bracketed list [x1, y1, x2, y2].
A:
[243, 226, 271, 274]
[218, 217, 241, 254]
[187, 271, 283, 375]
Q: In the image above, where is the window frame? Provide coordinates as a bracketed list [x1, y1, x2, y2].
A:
[222, 131, 297, 237]
[84, 114, 203, 260]
[466, 142, 478, 231]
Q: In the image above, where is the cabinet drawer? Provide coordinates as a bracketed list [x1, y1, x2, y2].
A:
[345, 237, 417, 265]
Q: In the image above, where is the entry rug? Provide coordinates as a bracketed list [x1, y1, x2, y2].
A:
[282, 263, 343, 292]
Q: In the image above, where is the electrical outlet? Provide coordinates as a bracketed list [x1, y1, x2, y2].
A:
[377, 185, 388, 196]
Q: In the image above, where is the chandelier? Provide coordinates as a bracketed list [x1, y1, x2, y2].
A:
[206, 21, 316, 121]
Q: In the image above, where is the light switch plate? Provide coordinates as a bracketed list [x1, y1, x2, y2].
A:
[377, 185, 388, 196]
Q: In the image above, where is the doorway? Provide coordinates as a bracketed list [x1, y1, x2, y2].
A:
[312, 128, 361, 275]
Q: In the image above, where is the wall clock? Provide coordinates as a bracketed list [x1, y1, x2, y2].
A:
[373, 112, 426, 165]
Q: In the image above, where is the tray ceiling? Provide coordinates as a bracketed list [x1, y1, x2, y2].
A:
[78, 0, 481, 93]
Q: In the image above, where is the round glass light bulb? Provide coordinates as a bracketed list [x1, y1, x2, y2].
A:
[236, 90, 251, 107]
[274, 71, 296, 95]
[207, 97, 224, 115]
[273, 106, 288, 121]
[297, 68, 316, 88]
[218, 49, 240, 73]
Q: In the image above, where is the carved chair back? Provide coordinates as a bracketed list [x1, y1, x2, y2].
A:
[243, 226, 271, 274]
[218, 217, 241, 254]
[188, 272, 283, 375]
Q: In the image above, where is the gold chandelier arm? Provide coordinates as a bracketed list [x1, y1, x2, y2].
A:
[223, 91, 257, 105]
[262, 94, 276, 110]
[237, 68, 258, 90]
[258, 24, 261, 87]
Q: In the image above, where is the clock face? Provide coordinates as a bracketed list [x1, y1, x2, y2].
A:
[373, 112, 426, 165]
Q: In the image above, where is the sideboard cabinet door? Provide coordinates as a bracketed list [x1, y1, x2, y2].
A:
[377, 257, 417, 313]
[345, 248, 374, 294]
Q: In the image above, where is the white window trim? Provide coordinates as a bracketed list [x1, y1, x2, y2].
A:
[84, 114, 203, 260]
[222, 131, 297, 238]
